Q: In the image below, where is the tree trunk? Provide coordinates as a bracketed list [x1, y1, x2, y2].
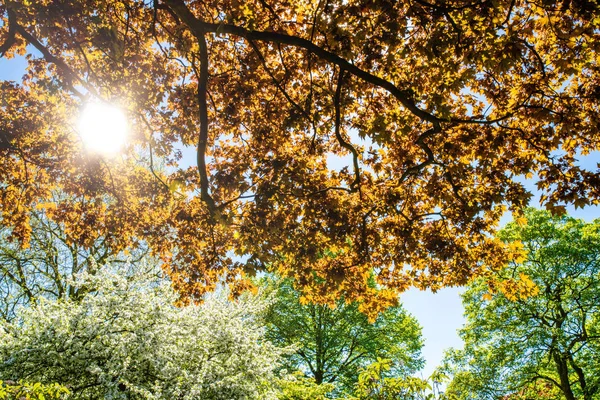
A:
[314, 305, 324, 384]
[553, 351, 577, 400]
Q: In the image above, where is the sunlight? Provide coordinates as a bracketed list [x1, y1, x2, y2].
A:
[78, 102, 128, 155]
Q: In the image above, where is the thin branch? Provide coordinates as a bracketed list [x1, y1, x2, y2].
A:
[256, 0, 282, 25]
[248, 40, 317, 137]
[531, 373, 562, 390]
[521, 39, 547, 79]
[138, 113, 177, 195]
[15, 25, 93, 98]
[501, 0, 517, 25]
[398, 125, 438, 183]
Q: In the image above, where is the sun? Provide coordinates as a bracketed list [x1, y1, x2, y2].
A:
[78, 102, 128, 155]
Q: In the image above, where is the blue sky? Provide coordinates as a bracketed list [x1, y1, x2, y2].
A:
[0, 54, 27, 81]
[2, 52, 599, 379]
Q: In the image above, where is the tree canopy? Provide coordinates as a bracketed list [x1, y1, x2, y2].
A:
[263, 277, 423, 393]
[443, 209, 600, 400]
[1, 0, 599, 308]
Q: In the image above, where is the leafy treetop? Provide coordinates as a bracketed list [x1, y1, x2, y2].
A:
[444, 209, 600, 400]
[0, 0, 599, 310]
[263, 277, 423, 393]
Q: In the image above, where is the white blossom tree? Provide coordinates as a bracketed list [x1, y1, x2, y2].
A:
[0, 264, 285, 400]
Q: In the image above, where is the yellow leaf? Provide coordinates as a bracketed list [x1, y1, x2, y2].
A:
[35, 202, 56, 210]
[516, 216, 527, 227]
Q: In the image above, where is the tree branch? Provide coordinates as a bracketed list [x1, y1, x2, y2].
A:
[334, 69, 361, 192]
[398, 125, 438, 183]
[15, 25, 92, 98]
[163, 0, 440, 124]
[192, 34, 216, 213]
[248, 39, 317, 141]
[0, 8, 17, 57]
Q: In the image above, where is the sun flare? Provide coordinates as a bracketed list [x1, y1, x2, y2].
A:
[78, 102, 128, 155]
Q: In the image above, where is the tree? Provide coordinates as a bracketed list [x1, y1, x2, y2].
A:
[263, 277, 423, 393]
[0, 264, 284, 400]
[1, 1, 599, 308]
[0, 204, 149, 321]
[443, 209, 600, 400]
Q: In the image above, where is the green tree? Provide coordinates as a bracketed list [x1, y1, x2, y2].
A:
[444, 209, 600, 400]
[263, 277, 423, 394]
[0, 205, 150, 321]
[0, 381, 69, 400]
[276, 372, 336, 400]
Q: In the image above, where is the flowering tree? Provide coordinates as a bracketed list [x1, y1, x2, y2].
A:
[0, 265, 284, 400]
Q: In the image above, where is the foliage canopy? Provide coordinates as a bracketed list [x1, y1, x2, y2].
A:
[263, 277, 423, 393]
[353, 358, 447, 400]
[444, 209, 600, 400]
[1, 0, 599, 307]
[0, 381, 69, 400]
